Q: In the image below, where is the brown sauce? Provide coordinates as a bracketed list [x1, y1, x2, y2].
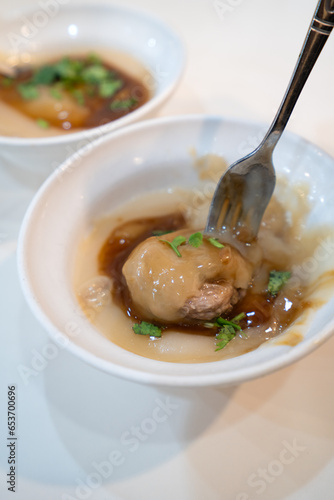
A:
[98, 213, 308, 341]
[0, 55, 149, 131]
[99, 213, 187, 320]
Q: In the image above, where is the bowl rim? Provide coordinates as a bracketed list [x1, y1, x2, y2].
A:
[17, 113, 334, 387]
[0, 2, 186, 147]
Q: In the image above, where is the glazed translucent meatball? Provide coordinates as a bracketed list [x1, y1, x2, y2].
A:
[122, 229, 253, 323]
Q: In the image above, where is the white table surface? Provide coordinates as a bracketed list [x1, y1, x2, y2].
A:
[1, 1, 334, 499]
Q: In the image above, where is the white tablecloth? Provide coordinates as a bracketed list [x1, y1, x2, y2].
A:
[1, 1, 334, 499]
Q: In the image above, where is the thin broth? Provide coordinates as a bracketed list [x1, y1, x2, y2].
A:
[74, 185, 334, 363]
[0, 49, 150, 138]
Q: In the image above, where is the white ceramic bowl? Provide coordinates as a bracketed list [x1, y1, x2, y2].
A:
[17, 115, 334, 387]
[0, 4, 185, 187]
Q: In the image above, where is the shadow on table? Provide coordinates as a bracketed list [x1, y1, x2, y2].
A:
[42, 346, 237, 483]
[12, 285, 334, 499]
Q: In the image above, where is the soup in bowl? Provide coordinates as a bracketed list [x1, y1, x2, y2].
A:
[0, 4, 185, 185]
[17, 115, 334, 387]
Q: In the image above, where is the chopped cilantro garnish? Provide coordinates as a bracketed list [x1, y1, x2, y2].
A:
[86, 54, 102, 65]
[54, 57, 84, 82]
[216, 316, 242, 331]
[171, 235, 187, 250]
[132, 321, 162, 338]
[204, 312, 246, 330]
[159, 235, 186, 257]
[82, 64, 109, 84]
[18, 83, 39, 100]
[86, 53, 102, 65]
[268, 270, 291, 296]
[215, 325, 237, 351]
[215, 312, 246, 350]
[208, 237, 224, 249]
[215, 313, 246, 329]
[36, 118, 50, 129]
[32, 65, 57, 85]
[231, 312, 246, 323]
[155, 231, 227, 254]
[13, 54, 134, 119]
[188, 232, 203, 248]
[99, 79, 122, 98]
[110, 97, 138, 110]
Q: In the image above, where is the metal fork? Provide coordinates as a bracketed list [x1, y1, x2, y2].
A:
[205, 0, 334, 242]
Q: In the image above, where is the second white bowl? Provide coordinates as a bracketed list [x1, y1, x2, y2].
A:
[0, 4, 185, 187]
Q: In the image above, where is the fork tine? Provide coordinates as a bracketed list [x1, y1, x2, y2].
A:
[205, 156, 275, 242]
[230, 199, 242, 229]
[217, 195, 242, 231]
[206, 169, 244, 232]
[216, 198, 231, 229]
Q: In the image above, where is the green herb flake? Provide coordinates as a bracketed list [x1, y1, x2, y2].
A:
[216, 316, 242, 331]
[36, 118, 50, 129]
[18, 83, 39, 100]
[208, 237, 224, 249]
[188, 232, 203, 248]
[99, 79, 122, 98]
[53, 57, 84, 83]
[268, 270, 291, 296]
[82, 64, 109, 84]
[87, 53, 102, 65]
[110, 97, 138, 110]
[215, 325, 237, 351]
[53, 58, 75, 80]
[215, 312, 246, 350]
[32, 65, 57, 85]
[231, 312, 246, 323]
[159, 235, 186, 257]
[172, 235, 187, 247]
[132, 321, 162, 338]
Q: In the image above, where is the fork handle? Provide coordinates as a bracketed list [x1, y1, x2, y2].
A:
[262, 0, 334, 150]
